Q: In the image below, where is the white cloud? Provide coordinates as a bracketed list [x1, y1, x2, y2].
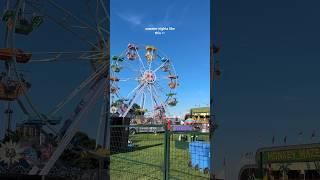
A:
[116, 2, 192, 28]
[117, 12, 143, 26]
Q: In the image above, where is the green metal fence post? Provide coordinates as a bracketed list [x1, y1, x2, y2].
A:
[164, 123, 170, 180]
[168, 130, 170, 179]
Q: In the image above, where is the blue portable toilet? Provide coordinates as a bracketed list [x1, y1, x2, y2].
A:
[189, 141, 210, 170]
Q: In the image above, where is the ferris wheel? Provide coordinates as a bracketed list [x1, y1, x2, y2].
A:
[110, 43, 179, 123]
[0, 0, 109, 177]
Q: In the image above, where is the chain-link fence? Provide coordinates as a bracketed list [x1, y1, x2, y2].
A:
[110, 124, 165, 180]
[109, 124, 211, 180]
[169, 131, 210, 180]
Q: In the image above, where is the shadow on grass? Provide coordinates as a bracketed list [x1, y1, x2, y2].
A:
[111, 168, 162, 180]
[111, 167, 209, 180]
[169, 168, 209, 180]
[132, 143, 163, 151]
[111, 143, 163, 154]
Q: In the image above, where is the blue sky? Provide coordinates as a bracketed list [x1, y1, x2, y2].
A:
[214, 0, 320, 178]
[110, 0, 210, 117]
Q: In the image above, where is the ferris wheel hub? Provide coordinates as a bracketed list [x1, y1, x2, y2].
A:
[142, 70, 156, 84]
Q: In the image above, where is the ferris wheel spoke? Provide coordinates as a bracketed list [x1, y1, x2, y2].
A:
[17, 99, 30, 116]
[98, 26, 108, 34]
[99, 17, 108, 26]
[135, 49, 146, 71]
[126, 83, 144, 100]
[142, 92, 146, 109]
[95, 0, 109, 45]
[148, 85, 167, 122]
[112, 92, 121, 101]
[84, 0, 109, 48]
[49, 64, 107, 116]
[146, 85, 157, 120]
[85, 0, 98, 26]
[120, 83, 146, 118]
[95, 25, 107, 51]
[80, 52, 105, 60]
[153, 59, 169, 73]
[122, 58, 143, 76]
[151, 85, 169, 114]
[157, 76, 170, 80]
[148, 57, 154, 71]
[29, 50, 101, 54]
[27, 50, 105, 62]
[98, 0, 110, 24]
[148, 85, 159, 106]
[156, 54, 163, 59]
[139, 91, 145, 111]
[47, 0, 103, 36]
[26, 1, 101, 50]
[154, 82, 168, 96]
[128, 84, 144, 106]
[118, 77, 139, 82]
[70, 25, 91, 29]
[29, 57, 59, 63]
[145, 48, 158, 71]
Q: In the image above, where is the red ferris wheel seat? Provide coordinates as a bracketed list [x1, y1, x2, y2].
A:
[0, 48, 32, 63]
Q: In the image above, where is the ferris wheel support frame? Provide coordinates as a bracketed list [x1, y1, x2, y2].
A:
[120, 83, 147, 118]
[2, 0, 25, 138]
[35, 77, 105, 176]
[0, 0, 110, 177]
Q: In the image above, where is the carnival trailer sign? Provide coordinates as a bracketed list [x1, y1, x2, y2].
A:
[260, 144, 320, 164]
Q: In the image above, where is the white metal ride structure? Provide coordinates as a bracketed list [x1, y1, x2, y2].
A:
[110, 43, 179, 123]
[1, 0, 110, 176]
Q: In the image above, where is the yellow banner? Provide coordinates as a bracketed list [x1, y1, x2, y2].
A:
[262, 147, 320, 163]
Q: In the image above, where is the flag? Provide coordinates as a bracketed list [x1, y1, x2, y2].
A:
[240, 153, 244, 162]
[272, 136, 275, 144]
[311, 130, 316, 139]
[284, 136, 287, 144]
[298, 131, 303, 142]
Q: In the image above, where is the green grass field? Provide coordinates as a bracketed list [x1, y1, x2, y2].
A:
[110, 133, 210, 180]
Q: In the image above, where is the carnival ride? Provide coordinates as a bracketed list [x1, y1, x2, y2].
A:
[0, 0, 109, 177]
[110, 43, 179, 123]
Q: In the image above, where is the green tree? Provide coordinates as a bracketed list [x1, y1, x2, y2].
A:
[60, 131, 98, 169]
[111, 99, 144, 117]
[131, 103, 145, 116]
[3, 130, 22, 143]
